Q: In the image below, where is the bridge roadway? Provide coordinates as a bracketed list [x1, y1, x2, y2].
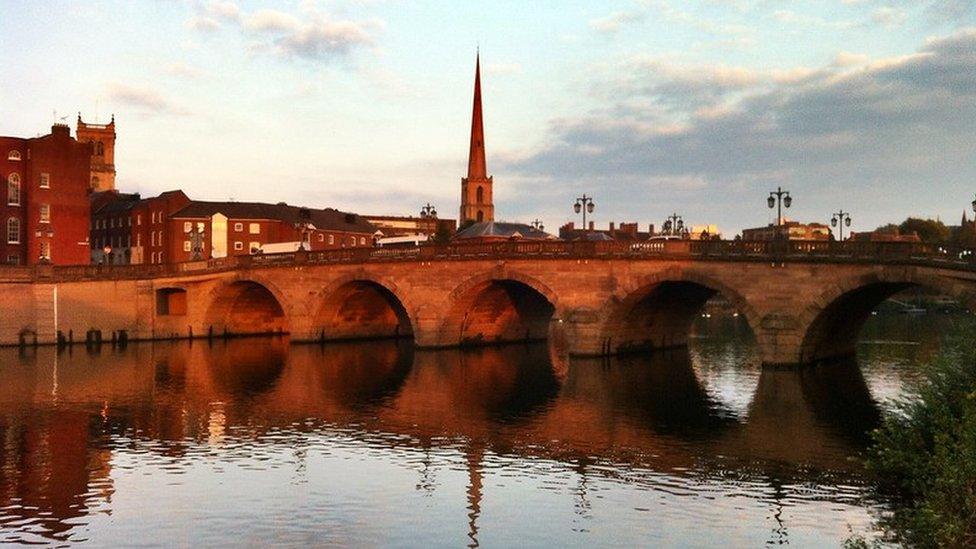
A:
[2, 239, 975, 366]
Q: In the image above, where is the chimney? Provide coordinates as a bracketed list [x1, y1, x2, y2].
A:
[609, 222, 615, 232]
[51, 123, 70, 138]
[589, 221, 595, 231]
[649, 223, 655, 235]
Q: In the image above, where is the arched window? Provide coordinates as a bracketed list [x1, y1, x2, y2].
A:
[7, 151, 21, 161]
[476, 186, 484, 204]
[96, 141, 104, 156]
[7, 218, 20, 244]
[7, 174, 21, 206]
[476, 210, 484, 222]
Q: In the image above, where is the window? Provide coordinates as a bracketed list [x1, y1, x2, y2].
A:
[6, 218, 19, 244]
[136, 214, 141, 225]
[136, 233, 141, 247]
[318, 234, 324, 242]
[151, 231, 156, 246]
[183, 241, 191, 252]
[234, 241, 243, 251]
[183, 221, 192, 233]
[249, 242, 260, 254]
[249, 223, 260, 234]
[477, 210, 484, 222]
[476, 186, 484, 204]
[360, 237, 366, 245]
[151, 212, 156, 223]
[7, 151, 21, 161]
[234, 222, 243, 232]
[7, 255, 19, 265]
[110, 218, 115, 228]
[39, 241, 51, 260]
[328, 234, 334, 245]
[350, 236, 356, 247]
[127, 217, 131, 227]
[7, 173, 21, 206]
[39, 173, 49, 189]
[39, 204, 50, 224]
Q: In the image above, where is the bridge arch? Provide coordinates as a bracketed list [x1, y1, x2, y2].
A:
[204, 277, 290, 337]
[797, 269, 975, 364]
[440, 271, 558, 346]
[600, 269, 762, 355]
[313, 276, 414, 342]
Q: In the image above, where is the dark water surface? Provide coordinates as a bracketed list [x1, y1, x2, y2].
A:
[0, 315, 963, 547]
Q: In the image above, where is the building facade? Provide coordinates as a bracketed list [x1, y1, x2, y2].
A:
[90, 190, 191, 264]
[1, 124, 92, 265]
[76, 115, 116, 192]
[168, 201, 377, 262]
[459, 54, 494, 225]
[741, 221, 831, 241]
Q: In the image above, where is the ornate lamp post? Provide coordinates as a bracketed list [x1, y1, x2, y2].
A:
[102, 244, 112, 265]
[185, 223, 205, 260]
[573, 194, 595, 230]
[531, 219, 545, 231]
[661, 213, 686, 237]
[420, 203, 438, 219]
[767, 187, 792, 227]
[294, 207, 315, 251]
[831, 210, 852, 241]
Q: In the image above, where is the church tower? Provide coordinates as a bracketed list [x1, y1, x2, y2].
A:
[76, 114, 116, 192]
[460, 53, 494, 224]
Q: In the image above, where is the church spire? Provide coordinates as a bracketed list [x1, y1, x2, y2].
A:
[459, 51, 494, 224]
[467, 52, 487, 180]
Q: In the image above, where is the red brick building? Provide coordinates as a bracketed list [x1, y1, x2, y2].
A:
[1, 124, 92, 265]
[90, 190, 190, 264]
[167, 201, 377, 262]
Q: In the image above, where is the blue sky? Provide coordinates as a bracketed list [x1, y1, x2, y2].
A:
[2, 0, 975, 234]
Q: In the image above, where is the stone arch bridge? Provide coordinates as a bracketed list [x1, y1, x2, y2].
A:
[2, 240, 975, 366]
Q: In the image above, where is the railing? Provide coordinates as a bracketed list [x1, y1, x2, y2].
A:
[3, 240, 975, 282]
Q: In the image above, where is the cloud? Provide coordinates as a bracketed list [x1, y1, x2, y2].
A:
[190, 5, 380, 63]
[186, 0, 241, 31]
[925, 0, 976, 25]
[589, 11, 645, 34]
[505, 28, 976, 231]
[105, 83, 185, 114]
[165, 62, 205, 79]
[870, 7, 908, 28]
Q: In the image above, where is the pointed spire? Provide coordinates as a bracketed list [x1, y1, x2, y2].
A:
[467, 52, 487, 180]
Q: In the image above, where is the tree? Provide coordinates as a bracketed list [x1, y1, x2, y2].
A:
[897, 218, 951, 244]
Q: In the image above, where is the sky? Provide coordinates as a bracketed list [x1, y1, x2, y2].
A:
[2, 0, 975, 235]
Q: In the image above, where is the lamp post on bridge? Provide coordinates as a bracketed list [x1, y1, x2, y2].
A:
[420, 203, 438, 219]
[661, 213, 687, 237]
[294, 207, 314, 251]
[573, 194, 595, 231]
[831, 210, 852, 241]
[767, 187, 792, 227]
[185, 223, 205, 260]
[531, 219, 545, 231]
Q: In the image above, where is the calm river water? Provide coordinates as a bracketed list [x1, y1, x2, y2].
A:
[0, 314, 963, 547]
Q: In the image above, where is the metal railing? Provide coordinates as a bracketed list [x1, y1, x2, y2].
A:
[3, 240, 974, 282]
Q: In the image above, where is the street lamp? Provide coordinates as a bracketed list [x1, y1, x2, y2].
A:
[102, 244, 112, 265]
[662, 213, 686, 236]
[831, 210, 852, 241]
[420, 203, 438, 219]
[768, 187, 792, 227]
[531, 219, 545, 231]
[573, 194, 595, 230]
[185, 223, 205, 260]
[294, 208, 315, 251]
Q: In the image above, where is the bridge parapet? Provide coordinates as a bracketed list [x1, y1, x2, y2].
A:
[1, 240, 973, 283]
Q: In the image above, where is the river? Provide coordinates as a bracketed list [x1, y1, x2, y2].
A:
[0, 313, 964, 546]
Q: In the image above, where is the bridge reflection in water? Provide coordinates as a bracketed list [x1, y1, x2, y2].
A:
[0, 325, 910, 546]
